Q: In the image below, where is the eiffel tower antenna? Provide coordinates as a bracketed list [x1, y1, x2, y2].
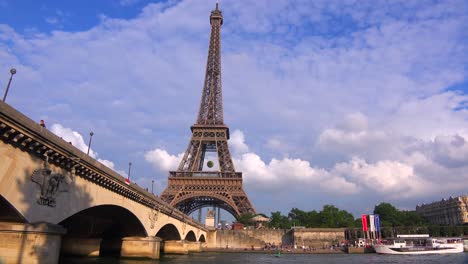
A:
[161, 3, 255, 218]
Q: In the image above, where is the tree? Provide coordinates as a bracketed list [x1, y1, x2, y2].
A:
[374, 202, 401, 226]
[319, 205, 355, 228]
[306, 210, 321, 227]
[269, 211, 291, 229]
[268, 206, 357, 229]
[236, 212, 254, 226]
[288, 208, 308, 227]
[374, 202, 429, 227]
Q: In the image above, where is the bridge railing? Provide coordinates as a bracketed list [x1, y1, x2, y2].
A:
[0, 101, 207, 231]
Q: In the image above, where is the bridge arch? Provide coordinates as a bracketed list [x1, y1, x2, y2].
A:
[184, 230, 197, 242]
[199, 234, 206, 242]
[59, 204, 147, 238]
[155, 223, 181, 241]
[0, 195, 26, 223]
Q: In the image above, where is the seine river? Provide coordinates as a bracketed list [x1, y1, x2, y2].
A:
[62, 252, 468, 264]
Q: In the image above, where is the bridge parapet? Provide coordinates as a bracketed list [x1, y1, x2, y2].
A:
[0, 101, 206, 231]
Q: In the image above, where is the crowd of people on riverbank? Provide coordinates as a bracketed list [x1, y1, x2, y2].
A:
[262, 242, 340, 252]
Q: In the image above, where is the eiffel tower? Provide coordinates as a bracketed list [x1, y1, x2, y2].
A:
[160, 3, 255, 218]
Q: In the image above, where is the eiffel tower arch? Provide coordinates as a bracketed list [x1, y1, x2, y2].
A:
[160, 3, 255, 218]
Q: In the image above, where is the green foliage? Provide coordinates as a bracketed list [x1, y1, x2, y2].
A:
[236, 212, 254, 226]
[373, 202, 400, 226]
[265, 202, 432, 230]
[373, 202, 429, 227]
[319, 205, 355, 228]
[268, 205, 356, 229]
[268, 211, 291, 229]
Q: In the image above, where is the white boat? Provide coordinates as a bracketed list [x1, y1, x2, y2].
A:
[374, 234, 464, 255]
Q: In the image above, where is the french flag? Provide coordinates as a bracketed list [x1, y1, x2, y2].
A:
[361, 214, 368, 231]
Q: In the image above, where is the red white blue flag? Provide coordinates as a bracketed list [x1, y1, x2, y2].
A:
[361, 214, 368, 231]
[374, 214, 381, 232]
[369, 215, 375, 232]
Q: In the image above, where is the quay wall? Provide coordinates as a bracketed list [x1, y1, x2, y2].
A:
[293, 228, 346, 248]
[212, 229, 291, 249]
[208, 228, 345, 249]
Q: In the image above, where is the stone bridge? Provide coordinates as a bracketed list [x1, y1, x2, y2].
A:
[0, 101, 208, 263]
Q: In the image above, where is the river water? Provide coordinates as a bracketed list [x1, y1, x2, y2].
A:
[62, 252, 468, 264]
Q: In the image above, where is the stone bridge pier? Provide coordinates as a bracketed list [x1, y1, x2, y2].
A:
[0, 101, 207, 263]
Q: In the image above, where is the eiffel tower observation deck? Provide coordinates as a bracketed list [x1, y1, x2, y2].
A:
[161, 3, 255, 217]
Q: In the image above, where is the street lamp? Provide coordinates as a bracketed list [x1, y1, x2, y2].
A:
[87, 131, 94, 155]
[151, 179, 154, 194]
[2, 68, 17, 102]
[127, 162, 132, 181]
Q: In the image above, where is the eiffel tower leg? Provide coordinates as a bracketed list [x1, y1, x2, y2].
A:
[216, 140, 235, 172]
[178, 140, 200, 172]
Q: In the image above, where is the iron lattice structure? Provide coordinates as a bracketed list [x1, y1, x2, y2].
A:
[161, 4, 255, 217]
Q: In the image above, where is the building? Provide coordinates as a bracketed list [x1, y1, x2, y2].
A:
[416, 196, 468, 225]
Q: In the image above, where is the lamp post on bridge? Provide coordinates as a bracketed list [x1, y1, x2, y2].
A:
[151, 179, 154, 194]
[2, 68, 17, 102]
[87, 131, 94, 155]
[125, 162, 132, 185]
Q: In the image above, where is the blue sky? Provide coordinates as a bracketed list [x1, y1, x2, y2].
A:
[1, 0, 467, 221]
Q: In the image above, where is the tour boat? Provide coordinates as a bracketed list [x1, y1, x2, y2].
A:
[374, 234, 464, 255]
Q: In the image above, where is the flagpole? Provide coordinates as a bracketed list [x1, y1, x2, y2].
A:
[361, 214, 368, 243]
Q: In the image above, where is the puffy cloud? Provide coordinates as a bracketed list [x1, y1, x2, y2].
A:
[144, 148, 183, 172]
[236, 152, 359, 195]
[50, 124, 97, 158]
[431, 134, 468, 168]
[386, 92, 468, 140]
[316, 111, 468, 200]
[50, 123, 125, 175]
[331, 157, 430, 199]
[230, 129, 249, 154]
[97, 159, 127, 176]
[317, 113, 395, 161]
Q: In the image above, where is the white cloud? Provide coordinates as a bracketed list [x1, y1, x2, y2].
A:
[430, 134, 468, 168]
[50, 123, 97, 158]
[97, 159, 127, 176]
[235, 152, 359, 195]
[317, 113, 395, 161]
[145, 126, 468, 204]
[386, 92, 468, 140]
[331, 157, 430, 199]
[144, 148, 183, 172]
[50, 123, 125, 175]
[230, 129, 249, 154]
[316, 111, 468, 199]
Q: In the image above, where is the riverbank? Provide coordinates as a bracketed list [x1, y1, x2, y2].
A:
[204, 248, 346, 254]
